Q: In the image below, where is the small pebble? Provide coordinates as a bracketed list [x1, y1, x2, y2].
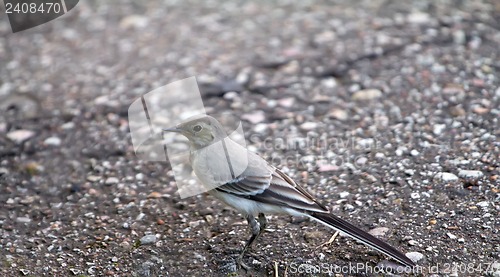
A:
[135, 173, 144, 180]
[344, 204, 354, 211]
[407, 12, 430, 24]
[458, 170, 484, 179]
[136, 213, 145, 221]
[355, 156, 367, 165]
[404, 169, 415, 176]
[105, 177, 119, 185]
[453, 30, 466, 44]
[253, 123, 268, 133]
[277, 97, 295, 108]
[321, 78, 337, 88]
[476, 201, 489, 208]
[369, 227, 389, 237]
[0, 167, 9, 176]
[204, 215, 213, 224]
[223, 91, 238, 100]
[148, 192, 162, 198]
[434, 172, 458, 182]
[328, 108, 348, 121]
[358, 138, 375, 148]
[6, 130, 35, 144]
[300, 122, 318, 131]
[119, 15, 149, 29]
[266, 99, 277, 108]
[406, 252, 424, 263]
[16, 217, 31, 223]
[318, 252, 326, 261]
[87, 175, 101, 182]
[241, 111, 265, 124]
[318, 164, 339, 172]
[140, 234, 157, 245]
[338, 191, 349, 198]
[61, 122, 75, 129]
[44, 137, 61, 146]
[408, 240, 418, 246]
[433, 124, 446, 135]
[352, 89, 382, 101]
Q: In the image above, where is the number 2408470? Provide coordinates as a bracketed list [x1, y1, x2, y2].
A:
[5, 2, 63, 14]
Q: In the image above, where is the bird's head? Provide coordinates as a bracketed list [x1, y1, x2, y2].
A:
[163, 115, 227, 149]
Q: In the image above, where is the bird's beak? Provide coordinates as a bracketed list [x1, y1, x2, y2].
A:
[162, 127, 182, 133]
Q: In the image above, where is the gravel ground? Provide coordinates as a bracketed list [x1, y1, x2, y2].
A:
[1, 0, 499, 276]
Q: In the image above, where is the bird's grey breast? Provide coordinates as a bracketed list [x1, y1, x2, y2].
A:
[190, 137, 252, 188]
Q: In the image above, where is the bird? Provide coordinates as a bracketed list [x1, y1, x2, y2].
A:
[163, 114, 415, 269]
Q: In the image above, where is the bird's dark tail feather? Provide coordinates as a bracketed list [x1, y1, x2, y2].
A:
[308, 211, 415, 267]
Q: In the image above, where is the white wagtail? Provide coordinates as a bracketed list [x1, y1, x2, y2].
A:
[163, 115, 415, 269]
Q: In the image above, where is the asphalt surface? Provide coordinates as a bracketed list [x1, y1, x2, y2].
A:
[0, 0, 499, 276]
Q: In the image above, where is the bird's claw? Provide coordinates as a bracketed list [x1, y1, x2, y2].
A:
[237, 256, 250, 271]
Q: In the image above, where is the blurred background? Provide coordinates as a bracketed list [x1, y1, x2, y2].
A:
[0, 0, 499, 276]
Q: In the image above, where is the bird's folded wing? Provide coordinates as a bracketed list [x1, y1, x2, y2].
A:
[217, 152, 328, 213]
[215, 151, 273, 195]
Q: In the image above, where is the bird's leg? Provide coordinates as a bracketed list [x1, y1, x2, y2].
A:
[256, 213, 267, 241]
[237, 215, 260, 270]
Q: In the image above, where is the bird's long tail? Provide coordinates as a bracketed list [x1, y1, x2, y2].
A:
[307, 211, 415, 267]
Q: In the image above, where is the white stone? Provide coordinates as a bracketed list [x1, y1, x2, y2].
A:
[406, 252, 424, 263]
[135, 173, 144, 181]
[140, 234, 157, 245]
[476, 201, 489, 208]
[405, 169, 415, 176]
[105, 177, 119, 185]
[7, 130, 35, 144]
[458, 170, 483, 179]
[120, 15, 149, 29]
[352, 89, 382, 101]
[277, 97, 295, 108]
[44, 137, 61, 146]
[408, 12, 430, 24]
[16, 217, 31, 223]
[253, 123, 268, 133]
[339, 191, 349, 198]
[434, 172, 458, 181]
[369, 227, 389, 237]
[241, 111, 265, 124]
[433, 124, 446, 135]
[300, 122, 318, 131]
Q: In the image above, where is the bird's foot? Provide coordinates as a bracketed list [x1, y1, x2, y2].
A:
[237, 255, 251, 271]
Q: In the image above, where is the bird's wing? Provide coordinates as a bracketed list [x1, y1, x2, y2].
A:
[216, 151, 329, 213]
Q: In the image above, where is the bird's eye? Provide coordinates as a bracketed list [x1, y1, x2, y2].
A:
[193, 125, 202, 132]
